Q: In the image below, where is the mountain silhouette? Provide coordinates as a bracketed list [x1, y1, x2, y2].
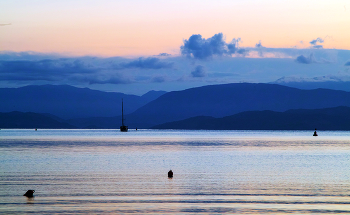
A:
[0, 111, 75, 129]
[3, 83, 350, 129]
[152, 106, 350, 130]
[126, 83, 350, 128]
[0, 85, 166, 119]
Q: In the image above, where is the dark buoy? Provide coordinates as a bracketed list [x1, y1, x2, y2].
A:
[313, 128, 318, 136]
[168, 170, 173, 178]
[23, 190, 35, 197]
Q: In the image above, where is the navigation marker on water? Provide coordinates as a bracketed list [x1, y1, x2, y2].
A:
[168, 170, 173, 178]
[23, 190, 35, 197]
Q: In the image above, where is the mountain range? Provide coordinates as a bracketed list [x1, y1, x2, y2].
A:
[125, 83, 350, 128]
[0, 111, 75, 129]
[152, 106, 350, 130]
[273, 79, 350, 92]
[2, 83, 350, 129]
[0, 85, 166, 119]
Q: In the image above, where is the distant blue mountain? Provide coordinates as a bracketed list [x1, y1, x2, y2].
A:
[141, 90, 167, 101]
[0, 111, 75, 129]
[4, 106, 350, 130]
[152, 106, 350, 130]
[0, 85, 166, 119]
[125, 83, 350, 128]
[4, 83, 350, 129]
[273, 81, 350, 92]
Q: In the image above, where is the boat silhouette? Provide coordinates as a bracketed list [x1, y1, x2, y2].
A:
[120, 99, 128, 132]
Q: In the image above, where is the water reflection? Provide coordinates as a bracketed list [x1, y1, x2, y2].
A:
[25, 196, 35, 204]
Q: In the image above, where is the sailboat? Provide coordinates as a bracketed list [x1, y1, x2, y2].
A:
[120, 99, 128, 132]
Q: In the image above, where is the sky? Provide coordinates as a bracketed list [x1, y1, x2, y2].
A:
[1, 0, 350, 95]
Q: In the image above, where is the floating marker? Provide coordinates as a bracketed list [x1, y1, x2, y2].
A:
[168, 170, 173, 178]
[23, 190, 35, 197]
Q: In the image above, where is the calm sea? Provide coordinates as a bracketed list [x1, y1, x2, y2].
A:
[1, 129, 350, 214]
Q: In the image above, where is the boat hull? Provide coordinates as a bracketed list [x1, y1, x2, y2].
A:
[120, 125, 128, 132]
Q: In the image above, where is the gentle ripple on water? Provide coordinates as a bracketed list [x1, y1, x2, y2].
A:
[1, 129, 350, 214]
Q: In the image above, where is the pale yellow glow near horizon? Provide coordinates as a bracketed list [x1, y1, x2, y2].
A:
[0, 0, 349, 57]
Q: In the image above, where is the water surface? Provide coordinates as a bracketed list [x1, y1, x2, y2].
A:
[1, 129, 350, 214]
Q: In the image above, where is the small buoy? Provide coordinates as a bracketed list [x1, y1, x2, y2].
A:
[23, 190, 35, 197]
[313, 128, 318, 136]
[168, 170, 173, 178]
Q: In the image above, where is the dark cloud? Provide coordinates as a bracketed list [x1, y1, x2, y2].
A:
[181, 33, 226, 59]
[237, 49, 248, 55]
[345, 61, 350, 66]
[255, 40, 265, 57]
[151, 76, 166, 83]
[118, 57, 173, 69]
[154, 53, 171, 57]
[181, 33, 245, 60]
[227, 44, 236, 54]
[295, 54, 315, 64]
[0, 56, 175, 86]
[309, 37, 324, 49]
[227, 38, 245, 55]
[255, 40, 264, 48]
[85, 75, 131, 84]
[0, 58, 135, 85]
[310, 37, 324, 45]
[295, 53, 334, 64]
[0, 51, 64, 61]
[0, 59, 96, 82]
[209, 72, 238, 78]
[191, 65, 206, 77]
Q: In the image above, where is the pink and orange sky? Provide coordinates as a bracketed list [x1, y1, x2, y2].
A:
[1, 0, 350, 95]
[1, 0, 349, 56]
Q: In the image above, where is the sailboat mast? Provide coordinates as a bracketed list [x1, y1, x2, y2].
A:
[122, 99, 124, 126]
[120, 99, 128, 132]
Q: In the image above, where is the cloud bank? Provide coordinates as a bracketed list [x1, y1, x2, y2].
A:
[1, 32, 350, 95]
[0, 56, 174, 85]
[118, 57, 173, 69]
[0, 59, 96, 81]
[154, 53, 171, 57]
